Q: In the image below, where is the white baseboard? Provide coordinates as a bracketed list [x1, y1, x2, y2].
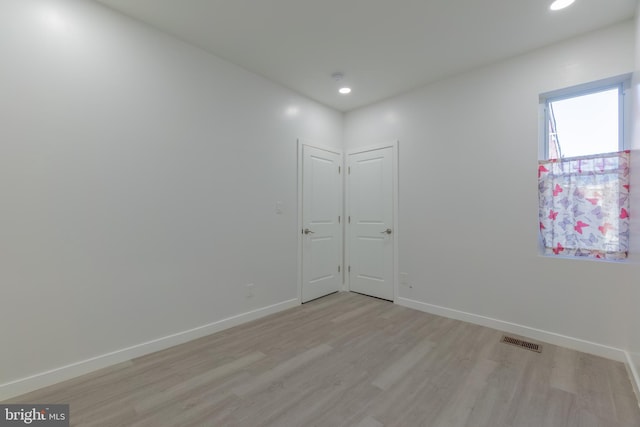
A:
[396, 297, 626, 362]
[0, 298, 299, 401]
[625, 351, 640, 408]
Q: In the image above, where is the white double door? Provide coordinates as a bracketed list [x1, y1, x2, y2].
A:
[301, 143, 395, 303]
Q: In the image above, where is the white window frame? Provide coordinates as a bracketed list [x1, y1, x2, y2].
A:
[538, 74, 631, 160]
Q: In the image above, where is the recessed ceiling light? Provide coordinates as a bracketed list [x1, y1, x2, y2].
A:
[332, 72, 352, 95]
[550, 0, 575, 11]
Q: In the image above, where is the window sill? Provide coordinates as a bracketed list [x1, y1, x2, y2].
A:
[537, 253, 629, 264]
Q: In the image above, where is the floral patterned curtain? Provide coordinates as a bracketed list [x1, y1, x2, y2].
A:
[538, 151, 630, 260]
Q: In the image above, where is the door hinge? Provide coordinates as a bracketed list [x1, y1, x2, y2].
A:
[348, 265, 351, 273]
[348, 166, 351, 174]
[338, 216, 341, 224]
[338, 265, 341, 273]
[339, 166, 341, 174]
[348, 216, 351, 224]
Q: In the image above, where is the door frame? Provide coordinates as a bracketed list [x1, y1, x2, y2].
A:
[345, 141, 399, 303]
[297, 139, 344, 304]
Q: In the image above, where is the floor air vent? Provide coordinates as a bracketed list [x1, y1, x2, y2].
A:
[500, 335, 542, 353]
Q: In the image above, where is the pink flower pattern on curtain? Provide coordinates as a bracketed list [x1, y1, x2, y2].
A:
[538, 151, 630, 260]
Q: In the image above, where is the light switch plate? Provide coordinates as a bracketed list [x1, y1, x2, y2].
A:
[400, 272, 409, 285]
[245, 283, 255, 298]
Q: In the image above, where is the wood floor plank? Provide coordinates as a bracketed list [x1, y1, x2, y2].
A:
[135, 351, 265, 413]
[429, 358, 499, 427]
[551, 346, 580, 395]
[231, 344, 332, 397]
[354, 416, 384, 427]
[2, 292, 639, 427]
[371, 338, 434, 391]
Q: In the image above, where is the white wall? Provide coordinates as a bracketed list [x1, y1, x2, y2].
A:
[0, 0, 342, 396]
[345, 22, 637, 358]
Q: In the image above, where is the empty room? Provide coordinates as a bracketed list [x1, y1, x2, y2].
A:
[1, 0, 640, 425]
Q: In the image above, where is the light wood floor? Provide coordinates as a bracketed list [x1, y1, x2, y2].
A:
[5, 292, 640, 426]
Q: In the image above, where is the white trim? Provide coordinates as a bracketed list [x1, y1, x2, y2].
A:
[297, 139, 304, 304]
[345, 141, 399, 302]
[345, 150, 351, 292]
[0, 298, 299, 401]
[391, 142, 399, 303]
[297, 139, 344, 303]
[539, 73, 632, 102]
[347, 142, 398, 156]
[625, 351, 640, 408]
[396, 297, 626, 362]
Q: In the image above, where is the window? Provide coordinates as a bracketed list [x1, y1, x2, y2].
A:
[546, 87, 621, 159]
[538, 76, 630, 260]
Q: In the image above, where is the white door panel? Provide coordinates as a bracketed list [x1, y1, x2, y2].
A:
[302, 145, 342, 303]
[348, 147, 394, 301]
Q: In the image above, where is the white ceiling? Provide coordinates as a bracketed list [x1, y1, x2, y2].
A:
[95, 0, 637, 112]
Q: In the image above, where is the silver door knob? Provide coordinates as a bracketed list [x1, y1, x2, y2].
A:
[304, 228, 315, 235]
[381, 228, 392, 235]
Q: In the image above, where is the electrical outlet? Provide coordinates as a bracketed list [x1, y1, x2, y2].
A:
[245, 283, 255, 298]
